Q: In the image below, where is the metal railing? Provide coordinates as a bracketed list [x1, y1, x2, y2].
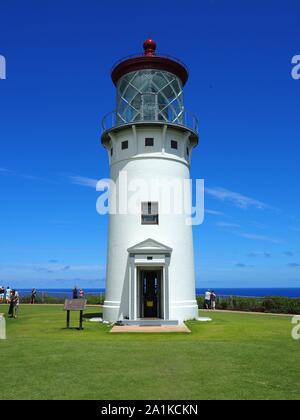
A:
[101, 109, 199, 134]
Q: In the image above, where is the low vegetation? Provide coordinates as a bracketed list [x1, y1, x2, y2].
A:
[20, 294, 106, 305]
[19, 294, 300, 314]
[197, 295, 300, 314]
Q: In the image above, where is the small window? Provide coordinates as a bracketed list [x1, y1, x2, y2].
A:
[145, 138, 154, 147]
[141, 202, 159, 225]
[171, 140, 178, 150]
[121, 140, 128, 150]
[110, 148, 113, 157]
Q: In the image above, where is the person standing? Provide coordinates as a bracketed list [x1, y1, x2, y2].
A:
[204, 290, 211, 309]
[210, 291, 217, 310]
[6, 287, 11, 304]
[72, 287, 78, 299]
[0, 286, 4, 304]
[31, 288, 37, 304]
[8, 290, 17, 318]
[79, 288, 84, 299]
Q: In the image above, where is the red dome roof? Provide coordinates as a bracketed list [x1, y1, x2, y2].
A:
[111, 39, 189, 86]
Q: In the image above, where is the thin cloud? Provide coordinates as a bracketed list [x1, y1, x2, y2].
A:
[287, 263, 300, 268]
[247, 252, 271, 258]
[238, 232, 283, 244]
[0, 167, 43, 181]
[206, 187, 271, 210]
[69, 175, 98, 189]
[1, 263, 104, 273]
[217, 222, 241, 228]
[235, 263, 254, 268]
[49, 220, 73, 225]
[284, 251, 294, 257]
[205, 209, 227, 217]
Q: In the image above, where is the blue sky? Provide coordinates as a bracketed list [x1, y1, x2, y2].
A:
[0, 0, 299, 289]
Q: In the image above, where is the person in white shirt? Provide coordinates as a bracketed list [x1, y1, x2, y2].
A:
[204, 290, 211, 309]
[6, 287, 11, 304]
[210, 291, 217, 310]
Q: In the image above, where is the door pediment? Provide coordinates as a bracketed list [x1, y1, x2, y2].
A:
[128, 238, 172, 255]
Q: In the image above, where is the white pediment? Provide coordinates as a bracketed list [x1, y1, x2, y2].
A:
[128, 238, 172, 254]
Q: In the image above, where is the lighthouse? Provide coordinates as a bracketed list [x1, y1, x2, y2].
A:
[101, 39, 199, 324]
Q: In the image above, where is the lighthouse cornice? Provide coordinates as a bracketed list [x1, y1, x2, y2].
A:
[109, 154, 192, 170]
[101, 123, 198, 169]
[101, 120, 199, 147]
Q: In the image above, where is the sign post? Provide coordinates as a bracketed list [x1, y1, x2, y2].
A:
[64, 300, 87, 330]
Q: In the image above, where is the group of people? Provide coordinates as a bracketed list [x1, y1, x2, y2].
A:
[0, 287, 20, 318]
[204, 290, 217, 310]
[72, 287, 85, 299]
[0, 286, 38, 319]
[0, 286, 14, 304]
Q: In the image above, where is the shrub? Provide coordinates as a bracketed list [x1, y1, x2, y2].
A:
[19, 294, 105, 305]
[197, 294, 300, 314]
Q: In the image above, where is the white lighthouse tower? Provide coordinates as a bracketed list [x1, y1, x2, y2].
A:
[101, 39, 199, 325]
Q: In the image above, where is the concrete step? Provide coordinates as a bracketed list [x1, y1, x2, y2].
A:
[121, 319, 179, 327]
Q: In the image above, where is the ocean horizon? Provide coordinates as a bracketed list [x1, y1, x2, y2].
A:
[15, 287, 300, 298]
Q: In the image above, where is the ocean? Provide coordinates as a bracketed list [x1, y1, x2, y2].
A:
[16, 288, 300, 298]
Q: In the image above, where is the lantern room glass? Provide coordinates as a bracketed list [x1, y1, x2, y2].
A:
[116, 70, 184, 126]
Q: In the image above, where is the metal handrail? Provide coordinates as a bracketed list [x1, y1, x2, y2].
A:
[101, 110, 199, 134]
[111, 52, 189, 74]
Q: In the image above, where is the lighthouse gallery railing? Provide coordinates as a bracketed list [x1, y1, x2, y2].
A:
[102, 109, 199, 133]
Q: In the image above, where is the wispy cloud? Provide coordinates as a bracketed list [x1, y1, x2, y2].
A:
[247, 252, 271, 258]
[284, 251, 294, 257]
[68, 175, 98, 189]
[290, 227, 300, 232]
[206, 187, 272, 210]
[287, 263, 300, 268]
[49, 220, 73, 225]
[235, 263, 254, 268]
[237, 232, 283, 244]
[217, 222, 241, 229]
[0, 263, 105, 274]
[205, 209, 227, 217]
[0, 167, 44, 181]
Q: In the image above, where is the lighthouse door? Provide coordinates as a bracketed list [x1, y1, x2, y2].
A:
[140, 270, 162, 318]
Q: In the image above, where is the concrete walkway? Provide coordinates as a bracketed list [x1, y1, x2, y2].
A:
[110, 324, 191, 333]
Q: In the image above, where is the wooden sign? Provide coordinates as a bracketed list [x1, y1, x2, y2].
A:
[64, 299, 87, 330]
[64, 299, 86, 311]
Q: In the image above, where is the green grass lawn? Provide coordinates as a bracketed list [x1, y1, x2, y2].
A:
[0, 305, 299, 400]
